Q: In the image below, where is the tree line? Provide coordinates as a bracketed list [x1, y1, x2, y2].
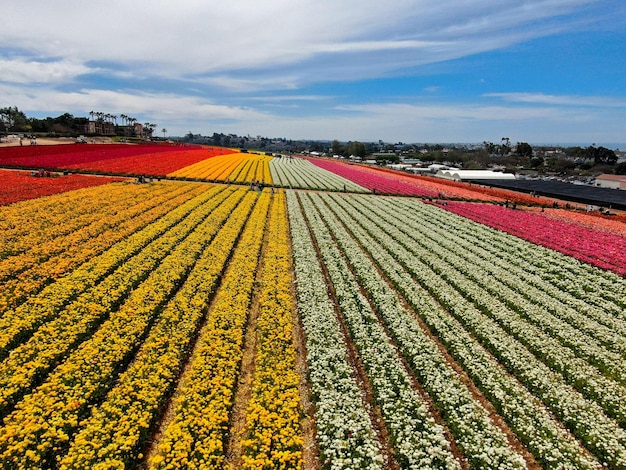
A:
[0, 106, 158, 138]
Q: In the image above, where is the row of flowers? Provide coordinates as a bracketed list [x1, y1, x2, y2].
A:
[539, 207, 626, 236]
[392, 202, 626, 424]
[398, 198, 625, 318]
[286, 190, 385, 469]
[62, 147, 232, 177]
[0, 143, 178, 167]
[240, 191, 304, 469]
[0, 182, 207, 315]
[0, 185, 228, 357]
[417, 201, 626, 356]
[0, 169, 123, 206]
[0, 186, 242, 419]
[168, 152, 251, 182]
[57, 190, 259, 469]
[388, 199, 626, 387]
[307, 158, 439, 197]
[0, 179, 152, 258]
[0, 144, 235, 176]
[149, 191, 272, 468]
[442, 202, 626, 276]
[303, 192, 529, 469]
[327, 192, 607, 469]
[342, 194, 625, 468]
[298, 193, 471, 469]
[270, 157, 368, 192]
[229, 155, 274, 185]
[0, 188, 250, 467]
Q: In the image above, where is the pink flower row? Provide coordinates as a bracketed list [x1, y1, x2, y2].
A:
[442, 202, 626, 276]
[307, 158, 438, 197]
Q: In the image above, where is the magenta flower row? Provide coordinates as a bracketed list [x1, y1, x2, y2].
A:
[307, 158, 439, 197]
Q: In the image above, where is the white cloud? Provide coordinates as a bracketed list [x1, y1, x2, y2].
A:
[0, 0, 610, 83]
[485, 92, 626, 108]
[0, 59, 95, 84]
[3, 81, 623, 143]
[1, 1, 624, 144]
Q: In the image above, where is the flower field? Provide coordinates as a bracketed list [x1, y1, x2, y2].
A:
[0, 144, 234, 177]
[307, 158, 439, 197]
[168, 152, 273, 185]
[442, 201, 626, 276]
[0, 169, 124, 205]
[0, 168, 625, 469]
[270, 157, 368, 192]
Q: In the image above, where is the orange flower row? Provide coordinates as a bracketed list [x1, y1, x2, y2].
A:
[0, 182, 207, 314]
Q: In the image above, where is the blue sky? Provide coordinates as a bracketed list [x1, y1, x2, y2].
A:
[1, 0, 625, 146]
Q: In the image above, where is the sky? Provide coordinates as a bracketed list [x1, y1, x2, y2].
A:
[1, 0, 625, 147]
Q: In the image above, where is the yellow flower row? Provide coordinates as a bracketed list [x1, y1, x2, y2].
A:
[167, 153, 250, 181]
[0, 182, 207, 315]
[167, 153, 274, 185]
[150, 190, 272, 469]
[0, 186, 240, 417]
[229, 155, 273, 185]
[0, 184, 225, 357]
[0, 181, 144, 257]
[0, 188, 251, 468]
[58, 190, 260, 469]
[241, 190, 303, 469]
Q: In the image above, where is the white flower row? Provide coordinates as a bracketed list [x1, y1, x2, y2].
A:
[325, 193, 602, 469]
[286, 191, 384, 470]
[271, 157, 367, 192]
[389, 198, 626, 331]
[375, 199, 626, 422]
[399, 199, 626, 316]
[300, 193, 462, 469]
[338, 194, 626, 468]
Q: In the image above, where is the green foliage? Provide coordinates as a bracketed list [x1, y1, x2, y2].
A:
[586, 146, 617, 165]
[516, 142, 533, 158]
[615, 162, 626, 175]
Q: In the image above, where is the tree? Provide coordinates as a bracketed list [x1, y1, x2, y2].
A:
[346, 141, 366, 158]
[0, 106, 29, 131]
[615, 162, 626, 175]
[586, 146, 617, 165]
[331, 139, 344, 156]
[500, 137, 511, 157]
[162, 128, 168, 139]
[516, 142, 532, 158]
[483, 141, 496, 155]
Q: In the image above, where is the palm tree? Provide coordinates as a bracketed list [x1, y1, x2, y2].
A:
[89, 111, 95, 122]
[162, 128, 167, 139]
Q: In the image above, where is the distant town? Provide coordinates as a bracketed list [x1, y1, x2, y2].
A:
[1, 106, 625, 187]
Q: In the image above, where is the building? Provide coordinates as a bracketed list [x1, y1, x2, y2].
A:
[436, 169, 516, 182]
[594, 174, 626, 190]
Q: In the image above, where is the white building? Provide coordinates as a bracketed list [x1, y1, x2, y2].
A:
[436, 169, 516, 181]
[594, 174, 626, 190]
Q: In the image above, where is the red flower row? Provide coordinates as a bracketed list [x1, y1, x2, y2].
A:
[0, 144, 235, 177]
[0, 170, 123, 206]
